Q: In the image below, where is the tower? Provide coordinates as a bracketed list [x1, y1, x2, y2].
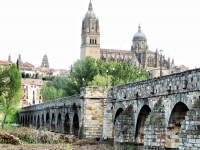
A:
[8, 54, 11, 62]
[80, 0, 100, 59]
[41, 54, 49, 69]
[131, 24, 148, 68]
[18, 53, 22, 66]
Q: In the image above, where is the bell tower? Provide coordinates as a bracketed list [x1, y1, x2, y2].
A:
[80, 0, 100, 59]
[131, 24, 148, 68]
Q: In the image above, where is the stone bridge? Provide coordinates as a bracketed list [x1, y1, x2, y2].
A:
[20, 68, 200, 149]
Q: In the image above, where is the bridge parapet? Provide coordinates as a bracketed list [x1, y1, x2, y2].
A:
[80, 86, 108, 99]
[20, 94, 81, 112]
[109, 68, 200, 102]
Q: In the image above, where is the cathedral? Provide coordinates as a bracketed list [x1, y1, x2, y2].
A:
[80, 1, 189, 77]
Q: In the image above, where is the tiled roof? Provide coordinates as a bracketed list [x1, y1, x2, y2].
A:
[20, 62, 34, 68]
[100, 48, 132, 54]
[0, 60, 12, 66]
[179, 64, 189, 70]
[22, 79, 44, 86]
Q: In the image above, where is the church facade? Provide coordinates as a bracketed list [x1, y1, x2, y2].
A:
[80, 1, 189, 77]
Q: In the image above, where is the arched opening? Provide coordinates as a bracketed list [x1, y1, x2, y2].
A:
[57, 113, 62, 133]
[25, 115, 27, 126]
[114, 108, 124, 124]
[51, 113, 55, 132]
[141, 42, 144, 48]
[22, 116, 24, 126]
[41, 114, 44, 128]
[34, 115, 36, 126]
[30, 116, 33, 126]
[135, 105, 151, 144]
[46, 113, 50, 131]
[37, 115, 40, 129]
[64, 113, 70, 134]
[27, 116, 30, 126]
[166, 102, 189, 149]
[72, 113, 79, 136]
[20, 116, 22, 125]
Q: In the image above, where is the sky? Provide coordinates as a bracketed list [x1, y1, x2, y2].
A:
[0, 0, 200, 70]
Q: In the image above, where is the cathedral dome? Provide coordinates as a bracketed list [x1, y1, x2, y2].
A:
[85, 10, 96, 19]
[133, 24, 146, 40]
[85, 1, 96, 19]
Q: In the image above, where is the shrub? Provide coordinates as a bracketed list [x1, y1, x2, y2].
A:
[5, 126, 63, 144]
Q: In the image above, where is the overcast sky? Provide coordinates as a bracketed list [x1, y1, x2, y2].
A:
[0, 0, 200, 70]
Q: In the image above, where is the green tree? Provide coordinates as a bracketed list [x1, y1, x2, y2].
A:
[69, 56, 98, 92]
[41, 85, 65, 102]
[88, 74, 112, 86]
[0, 64, 22, 129]
[41, 57, 150, 99]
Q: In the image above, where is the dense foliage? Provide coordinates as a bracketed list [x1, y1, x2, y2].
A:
[41, 56, 150, 101]
[0, 64, 22, 129]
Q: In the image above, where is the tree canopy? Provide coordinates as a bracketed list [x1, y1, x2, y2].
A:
[0, 64, 22, 128]
[41, 56, 150, 101]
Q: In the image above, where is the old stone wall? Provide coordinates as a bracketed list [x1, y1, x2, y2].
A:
[19, 68, 200, 149]
[179, 96, 200, 149]
[80, 87, 108, 139]
[110, 68, 200, 149]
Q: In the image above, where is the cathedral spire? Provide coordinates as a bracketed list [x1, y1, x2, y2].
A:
[88, 0, 93, 10]
[8, 53, 11, 62]
[138, 24, 141, 32]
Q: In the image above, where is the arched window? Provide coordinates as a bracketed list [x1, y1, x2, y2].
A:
[90, 39, 91, 44]
[95, 39, 97, 44]
[141, 42, 144, 48]
[148, 56, 153, 65]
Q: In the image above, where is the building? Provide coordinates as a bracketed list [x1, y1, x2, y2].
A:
[0, 60, 12, 67]
[80, 1, 189, 77]
[20, 79, 44, 107]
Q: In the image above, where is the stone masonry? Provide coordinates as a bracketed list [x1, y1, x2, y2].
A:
[20, 68, 200, 149]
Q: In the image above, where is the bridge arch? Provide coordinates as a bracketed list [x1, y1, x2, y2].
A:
[33, 115, 36, 126]
[64, 113, 70, 134]
[166, 101, 189, 148]
[134, 99, 153, 135]
[46, 112, 50, 130]
[41, 114, 44, 128]
[25, 115, 27, 126]
[22, 116, 24, 126]
[37, 115, 40, 129]
[166, 94, 190, 123]
[30, 115, 33, 125]
[57, 113, 62, 133]
[135, 104, 151, 144]
[72, 113, 79, 136]
[113, 102, 125, 123]
[51, 113, 55, 131]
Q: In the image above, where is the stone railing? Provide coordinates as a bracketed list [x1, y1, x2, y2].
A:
[109, 68, 200, 101]
[20, 94, 81, 112]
